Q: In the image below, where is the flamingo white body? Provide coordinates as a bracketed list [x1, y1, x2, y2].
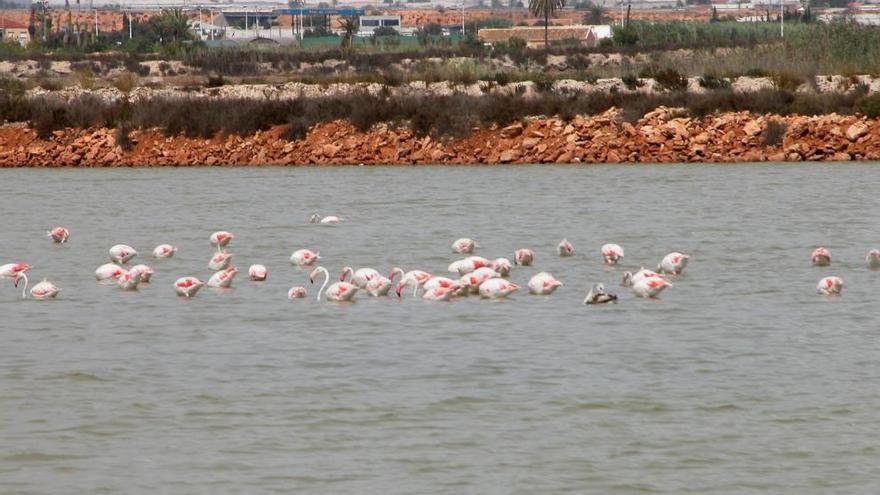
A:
[452, 238, 477, 254]
[175, 277, 204, 297]
[514, 249, 534, 266]
[47, 227, 69, 243]
[390, 267, 432, 294]
[208, 252, 232, 271]
[491, 258, 512, 276]
[558, 239, 574, 257]
[527, 272, 563, 295]
[461, 267, 502, 293]
[423, 277, 462, 293]
[109, 244, 137, 264]
[288, 286, 307, 299]
[152, 244, 177, 259]
[817, 276, 843, 295]
[867, 250, 880, 269]
[310, 214, 343, 224]
[95, 263, 125, 282]
[584, 283, 618, 304]
[811, 247, 831, 266]
[129, 264, 154, 283]
[478, 278, 520, 299]
[0, 263, 31, 281]
[364, 275, 393, 296]
[117, 270, 142, 291]
[248, 264, 268, 281]
[601, 243, 624, 265]
[210, 231, 234, 252]
[207, 267, 238, 288]
[657, 252, 690, 275]
[311, 266, 358, 302]
[340, 267, 380, 288]
[447, 256, 490, 275]
[632, 277, 671, 298]
[290, 249, 320, 266]
[28, 278, 61, 299]
[423, 287, 455, 301]
[621, 268, 665, 287]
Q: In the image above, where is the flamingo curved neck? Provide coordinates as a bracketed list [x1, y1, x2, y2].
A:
[19, 274, 28, 299]
[391, 268, 404, 282]
[317, 267, 329, 301]
[342, 267, 353, 282]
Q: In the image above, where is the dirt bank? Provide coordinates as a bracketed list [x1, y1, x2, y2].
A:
[1, 108, 875, 167]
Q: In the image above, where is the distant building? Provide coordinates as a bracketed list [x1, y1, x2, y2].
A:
[478, 25, 611, 48]
[358, 15, 401, 35]
[0, 17, 30, 46]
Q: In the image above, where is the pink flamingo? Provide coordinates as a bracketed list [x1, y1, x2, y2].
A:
[288, 286, 307, 299]
[109, 244, 137, 264]
[175, 277, 204, 297]
[210, 231, 234, 252]
[152, 244, 177, 259]
[340, 266, 380, 288]
[208, 251, 232, 271]
[309, 214, 343, 224]
[447, 256, 490, 275]
[423, 287, 455, 301]
[47, 227, 69, 243]
[390, 267, 432, 295]
[311, 266, 358, 302]
[117, 270, 142, 291]
[11, 272, 61, 299]
[290, 249, 320, 266]
[460, 267, 502, 294]
[208, 267, 238, 288]
[364, 275, 393, 296]
[632, 276, 671, 298]
[0, 263, 31, 282]
[601, 244, 624, 265]
[527, 272, 563, 295]
[817, 276, 843, 295]
[492, 258, 512, 276]
[621, 268, 665, 287]
[514, 249, 534, 266]
[95, 263, 124, 282]
[478, 278, 519, 299]
[558, 239, 574, 257]
[452, 238, 478, 254]
[657, 252, 690, 275]
[129, 264, 154, 283]
[811, 247, 831, 266]
[249, 264, 268, 281]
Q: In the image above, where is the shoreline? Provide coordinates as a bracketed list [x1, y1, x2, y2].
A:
[1, 108, 875, 167]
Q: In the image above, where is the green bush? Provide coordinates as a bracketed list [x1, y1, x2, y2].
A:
[856, 94, 880, 118]
[653, 68, 688, 92]
[698, 73, 730, 90]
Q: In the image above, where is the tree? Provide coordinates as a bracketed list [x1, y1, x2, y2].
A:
[149, 9, 191, 44]
[582, 2, 606, 24]
[528, 0, 565, 49]
[339, 15, 358, 50]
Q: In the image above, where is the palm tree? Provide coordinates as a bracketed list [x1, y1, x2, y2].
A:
[339, 15, 358, 50]
[528, 0, 565, 49]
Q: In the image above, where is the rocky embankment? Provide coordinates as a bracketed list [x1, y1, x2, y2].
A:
[1, 108, 876, 167]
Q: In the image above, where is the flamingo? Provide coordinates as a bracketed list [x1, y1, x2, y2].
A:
[364, 275, 393, 296]
[811, 247, 831, 266]
[621, 268, 665, 287]
[288, 286, 307, 299]
[657, 252, 690, 275]
[632, 276, 671, 298]
[95, 263, 124, 282]
[558, 239, 574, 257]
[47, 227, 69, 243]
[109, 244, 137, 264]
[129, 264, 154, 283]
[423, 287, 455, 301]
[601, 243, 624, 265]
[208, 251, 232, 271]
[584, 283, 617, 304]
[249, 264, 268, 281]
[867, 249, 880, 269]
[174, 276, 204, 297]
[0, 263, 31, 282]
[210, 231, 234, 252]
[152, 244, 177, 259]
[117, 270, 142, 291]
[11, 272, 60, 299]
[340, 266, 380, 288]
[310, 266, 358, 302]
[290, 249, 320, 266]
[309, 214, 343, 224]
[514, 248, 534, 266]
[452, 238, 477, 254]
[423, 276, 463, 293]
[491, 258, 512, 276]
[460, 267, 502, 294]
[390, 267, 432, 286]
[817, 276, 843, 295]
[447, 256, 490, 275]
[527, 272, 563, 295]
[207, 267, 238, 288]
[478, 278, 519, 299]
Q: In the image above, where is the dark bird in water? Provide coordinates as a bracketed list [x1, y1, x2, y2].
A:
[584, 283, 617, 305]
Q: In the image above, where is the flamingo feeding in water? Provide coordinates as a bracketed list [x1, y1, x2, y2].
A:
[0, 263, 31, 282]
[208, 267, 238, 288]
[584, 283, 617, 304]
[632, 276, 671, 298]
[340, 266, 380, 288]
[152, 244, 177, 259]
[478, 278, 519, 299]
[448, 256, 490, 275]
[657, 252, 690, 275]
[95, 263, 124, 282]
[364, 275, 393, 296]
[208, 251, 232, 271]
[811, 247, 831, 266]
[174, 277, 204, 297]
[310, 266, 358, 302]
[47, 227, 69, 243]
[491, 258, 512, 276]
[129, 264, 154, 283]
[210, 231, 234, 252]
[423, 287, 455, 301]
[309, 214, 343, 224]
[601, 244, 624, 265]
[109, 244, 137, 264]
[817, 276, 843, 295]
[867, 250, 880, 269]
[452, 238, 477, 254]
[290, 249, 320, 266]
[558, 239, 574, 257]
[288, 286, 307, 299]
[527, 272, 563, 295]
[390, 267, 432, 288]
[117, 270, 142, 291]
[621, 268, 665, 287]
[514, 249, 534, 266]
[461, 267, 502, 294]
[11, 272, 60, 299]
[249, 264, 268, 281]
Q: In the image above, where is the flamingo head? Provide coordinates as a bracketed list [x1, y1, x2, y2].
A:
[389, 267, 401, 282]
[339, 267, 351, 282]
[309, 214, 320, 224]
[13, 272, 24, 288]
[308, 268, 320, 283]
[394, 283, 404, 297]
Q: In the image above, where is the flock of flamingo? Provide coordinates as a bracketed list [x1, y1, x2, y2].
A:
[1, 217, 872, 303]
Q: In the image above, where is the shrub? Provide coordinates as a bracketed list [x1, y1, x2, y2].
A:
[509, 37, 527, 50]
[856, 94, 880, 118]
[206, 74, 225, 88]
[761, 120, 787, 146]
[771, 71, 804, 92]
[653, 68, 688, 92]
[112, 72, 139, 93]
[621, 74, 643, 91]
[116, 123, 134, 151]
[698, 73, 730, 90]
